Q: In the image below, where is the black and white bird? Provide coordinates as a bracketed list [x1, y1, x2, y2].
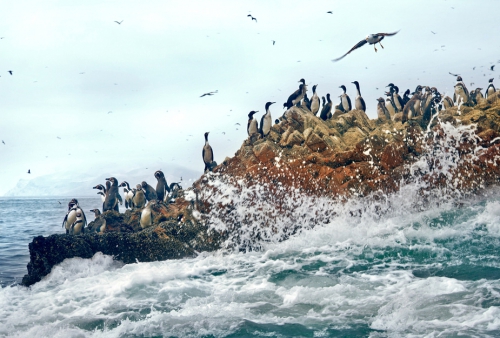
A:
[486, 78, 496, 98]
[332, 31, 400, 61]
[247, 14, 257, 22]
[310, 85, 320, 116]
[285, 79, 307, 109]
[386, 83, 404, 112]
[376, 97, 391, 121]
[247, 111, 259, 137]
[114, 20, 123, 24]
[259, 102, 275, 138]
[200, 90, 218, 97]
[320, 93, 332, 121]
[339, 85, 352, 112]
[351, 81, 366, 112]
[202, 132, 214, 173]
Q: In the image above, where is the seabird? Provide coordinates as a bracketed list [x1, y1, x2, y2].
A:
[202, 132, 214, 173]
[319, 93, 332, 121]
[402, 89, 411, 105]
[387, 84, 404, 112]
[259, 102, 275, 137]
[272, 40, 275, 45]
[247, 14, 257, 22]
[332, 30, 400, 61]
[247, 111, 259, 137]
[486, 78, 496, 98]
[376, 97, 391, 121]
[339, 85, 351, 112]
[8, 70, 12, 75]
[351, 81, 366, 112]
[285, 79, 307, 109]
[114, 20, 123, 24]
[327, 11, 333, 14]
[491, 65, 495, 71]
[310, 85, 320, 116]
[200, 90, 218, 97]
[1, 140, 4, 145]
[27, 169, 30, 174]
[449, 72, 460, 77]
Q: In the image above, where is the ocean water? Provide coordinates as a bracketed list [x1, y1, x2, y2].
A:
[1, 120, 500, 337]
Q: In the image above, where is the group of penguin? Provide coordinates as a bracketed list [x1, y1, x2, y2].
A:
[61, 170, 183, 235]
[241, 76, 497, 141]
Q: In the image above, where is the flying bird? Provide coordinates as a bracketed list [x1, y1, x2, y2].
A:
[491, 65, 495, 71]
[247, 14, 257, 22]
[449, 72, 460, 77]
[8, 70, 12, 75]
[327, 11, 333, 14]
[114, 20, 123, 24]
[200, 90, 218, 97]
[272, 40, 275, 45]
[1, 140, 4, 145]
[431, 31, 436, 34]
[332, 30, 400, 62]
[27, 169, 30, 174]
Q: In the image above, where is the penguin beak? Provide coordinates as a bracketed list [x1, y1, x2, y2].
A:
[105, 177, 110, 181]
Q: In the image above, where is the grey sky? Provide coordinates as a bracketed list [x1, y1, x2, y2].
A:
[1, 0, 499, 195]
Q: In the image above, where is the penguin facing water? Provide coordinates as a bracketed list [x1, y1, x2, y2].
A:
[154, 170, 169, 202]
[202, 132, 214, 173]
[259, 102, 275, 138]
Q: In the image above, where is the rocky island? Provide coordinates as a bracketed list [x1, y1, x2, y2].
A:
[22, 92, 500, 287]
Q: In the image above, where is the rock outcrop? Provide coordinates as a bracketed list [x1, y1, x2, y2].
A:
[22, 92, 500, 286]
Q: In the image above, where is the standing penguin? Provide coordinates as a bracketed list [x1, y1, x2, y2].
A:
[320, 93, 332, 121]
[70, 210, 86, 235]
[376, 97, 391, 121]
[62, 198, 87, 234]
[339, 85, 352, 112]
[247, 111, 259, 137]
[486, 78, 496, 98]
[154, 170, 169, 202]
[402, 92, 422, 123]
[141, 181, 158, 202]
[387, 83, 404, 112]
[103, 177, 119, 212]
[140, 202, 154, 229]
[133, 184, 146, 209]
[89, 209, 106, 234]
[310, 85, 320, 116]
[402, 89, 411, 106]
[453, 76, 469, 106]
[119, 181, 135, 209]
[202, 132, 214, 173]
[351, 81, 366, 112]
[97, 191, 105, 203]
[259, 102, 275, 138]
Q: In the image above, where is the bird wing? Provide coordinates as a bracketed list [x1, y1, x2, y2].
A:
[449, 72, 460, 77]
[376, 30, 400, 37]
[332, 39, 368, 62]
[200, 93, 207, 97]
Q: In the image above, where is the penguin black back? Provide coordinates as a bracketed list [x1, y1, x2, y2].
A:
[154, 170, 169, 201]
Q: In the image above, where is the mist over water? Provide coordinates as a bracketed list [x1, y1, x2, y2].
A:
[1, 121, 500, 337]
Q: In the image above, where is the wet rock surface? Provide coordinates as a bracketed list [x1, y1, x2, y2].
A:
[22, 93, 500, 286]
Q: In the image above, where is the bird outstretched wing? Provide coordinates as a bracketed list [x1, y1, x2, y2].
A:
[376, 30, 400, 37]
[332, 39, 368, 62]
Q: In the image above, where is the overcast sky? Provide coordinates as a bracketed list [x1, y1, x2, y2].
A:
[1, 0, 499, 196]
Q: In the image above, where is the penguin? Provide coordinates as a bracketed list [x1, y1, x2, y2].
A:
[133, 184, 146, 209]
[202, 132, 214, 173]
[97, 191, 105, 203]
[486, 78, 496, 98]
[453, 76, 469, 105]
[259, 102, 275, 138]
[339, 85, 352, 112]
[62, 199, 82, 234]
[285, 79, 307, 109]
[103, 177, 119, 212]
[89, 209, 106, 234]
[351, 81, 366, 112]
[442, 95, 454, 109]
[141, 181, 158, 202]
[154, 170, 169, 202]
[402, 92, 422, 123]
[319, 93, 332, 121]
[70, 210, 86, 235]
[93, 184, 106, 194]
[247, 111, 259, 137]
[421, 86, 434, 118]
[412, 85, 423, 115]
[310, 84, 320, 116]
[140, 202, 154, 229]
[376, 97, 391, 121]
[119, 181, 135, 209]
[385, 94, 396, 119]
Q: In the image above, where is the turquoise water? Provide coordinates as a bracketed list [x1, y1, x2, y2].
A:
[1, 192, 500, 337]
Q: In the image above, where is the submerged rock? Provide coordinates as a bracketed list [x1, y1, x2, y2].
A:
[22, 92, 500, 286]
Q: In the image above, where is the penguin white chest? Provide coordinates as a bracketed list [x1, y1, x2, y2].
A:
[262, 113, 272, 136]
[248, 119, 258, 135]
[140, 207, 153, 229]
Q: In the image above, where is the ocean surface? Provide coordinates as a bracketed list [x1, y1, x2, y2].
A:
[1, 189, 500, 337]
[1, 121, 500, 337]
